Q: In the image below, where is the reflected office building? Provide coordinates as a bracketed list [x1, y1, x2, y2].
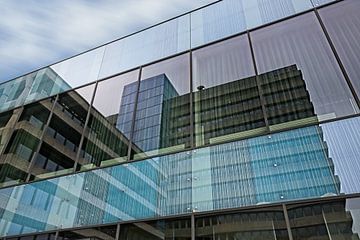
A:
[1, 0, 360, 239]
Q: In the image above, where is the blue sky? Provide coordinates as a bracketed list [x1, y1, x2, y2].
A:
[0, 0, 214, 82]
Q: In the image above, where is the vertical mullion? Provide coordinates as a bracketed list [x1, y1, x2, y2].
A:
[247, 31, 270, 133]
[314, 8, 360, 110]
[115, 223, 121, 240]
[189, 51, 195, 149]
[189, 12, 195, 149]
[0, 106, 24, 157]
[74, 82, 99, 171]
[127, 67, 143, 161]
[54, 230, 59, 240]
[25, 95, 58, 182]
[282, 204, 294, 240]
[191, 213, 195, 240]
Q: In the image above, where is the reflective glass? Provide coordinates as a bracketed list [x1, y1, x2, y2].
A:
[50, 47, 105, 89]
[0, 74, 35, 114]
[80, 70, 139, 170]
[58, 225, 117, 240]
[192, 35, 266, 147]
[30, 84, 95, 180]
[251, 12, 359, 123]
[195, 206, 289, 240]
[0, 66, 78, 116]
[119, 218, 191, 240]
[24, 67, 70, 106]
[312, 0, 337, 7]
[321, 117, 360, 194]
[191, 0, 312, 48]
[0, 98, 53, 188]
[191, 126, 339, 211]
[99, 15, 190, 79]
[0, 110, 16, 154]
[133, 54, 191, 159]
[5, 233, 56, 240]
[0, 124, 345, 237]
[258, 65, 318, 129]
[319, 0, 360, 98]
[287, 198, 360, 239]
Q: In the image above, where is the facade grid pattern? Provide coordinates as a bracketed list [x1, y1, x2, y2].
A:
[1, 0, 360, 239]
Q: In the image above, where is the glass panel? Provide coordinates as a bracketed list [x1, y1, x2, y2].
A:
[99, 14, 190, 79]
[312, 0, 336, 7]
[119, 218, 191, 240]
[0, 110, 16, 154]
[50, 47, 105, 89]
[321, 117, 360, 194]
[195, 206, 289, 240]
[192, 35, 266, 147]
[0, 98, 53, 188]
[191, 0, 247, 48]
[80, 70, 139, 170]
[0, 74, 34, 114]
[258, 65, 317, 128]
[0, 67, 69, 115]
[191, 125, 339, 212]
[133, 54, 191, 159]
[25, 67, 70, 106]
[319, 0, 360, 98]
[0, 122, 346, 238]
[5, 233, 56, 240]
[287, 198, 360, 239]
[243, 0, 313, 29]
[58, 225, 117, 240]
[251, 12, 359, 124]
[191, 0, 312, 48]
[30, 84, 95, 180]
[0, 150, 192, 237]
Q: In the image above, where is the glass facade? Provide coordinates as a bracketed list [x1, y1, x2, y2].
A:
[0, 0, 359, 239]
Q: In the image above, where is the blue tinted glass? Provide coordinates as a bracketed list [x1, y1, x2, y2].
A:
[0, 74, 34, 113]
[0, 124, 343, 237]
[192, 125, 338, 211]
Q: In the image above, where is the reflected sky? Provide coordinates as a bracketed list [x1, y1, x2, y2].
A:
[0, 0, 214, 83]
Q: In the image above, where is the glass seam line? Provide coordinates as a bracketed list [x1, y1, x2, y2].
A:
[247, 30, 270, 132]
[127, 67, 143, 161]
[25, 95, 59, 182]
[3, 193, 360, 239]
[314, 7, 360, 111]
[74, 81, 100, 171]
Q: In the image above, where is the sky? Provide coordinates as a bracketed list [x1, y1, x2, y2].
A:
[0, 0, 215, 83]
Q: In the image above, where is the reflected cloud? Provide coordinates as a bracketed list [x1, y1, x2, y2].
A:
[0, 0, 214, 82]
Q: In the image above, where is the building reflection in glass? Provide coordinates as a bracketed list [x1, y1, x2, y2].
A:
[0, 121, 345, 236]
[1, 64, 360, 237]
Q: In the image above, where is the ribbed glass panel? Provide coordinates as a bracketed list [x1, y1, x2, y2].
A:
[99, 15, 190, 79]
[312, 0, 337, 7]
[0, 124, 342, 237]
[133, 54, 191, 159]
[49, 47, 105, 89]
[0, 99, 53, 188]
[251, 12, 359, 122]
[319, 0, 360, 98]
[191, 0, 313, 47]
[80, 70, 139, 170]
[321, 117, 360, 194]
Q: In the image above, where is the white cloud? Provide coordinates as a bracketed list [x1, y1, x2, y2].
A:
[0, 0, 215, 81]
